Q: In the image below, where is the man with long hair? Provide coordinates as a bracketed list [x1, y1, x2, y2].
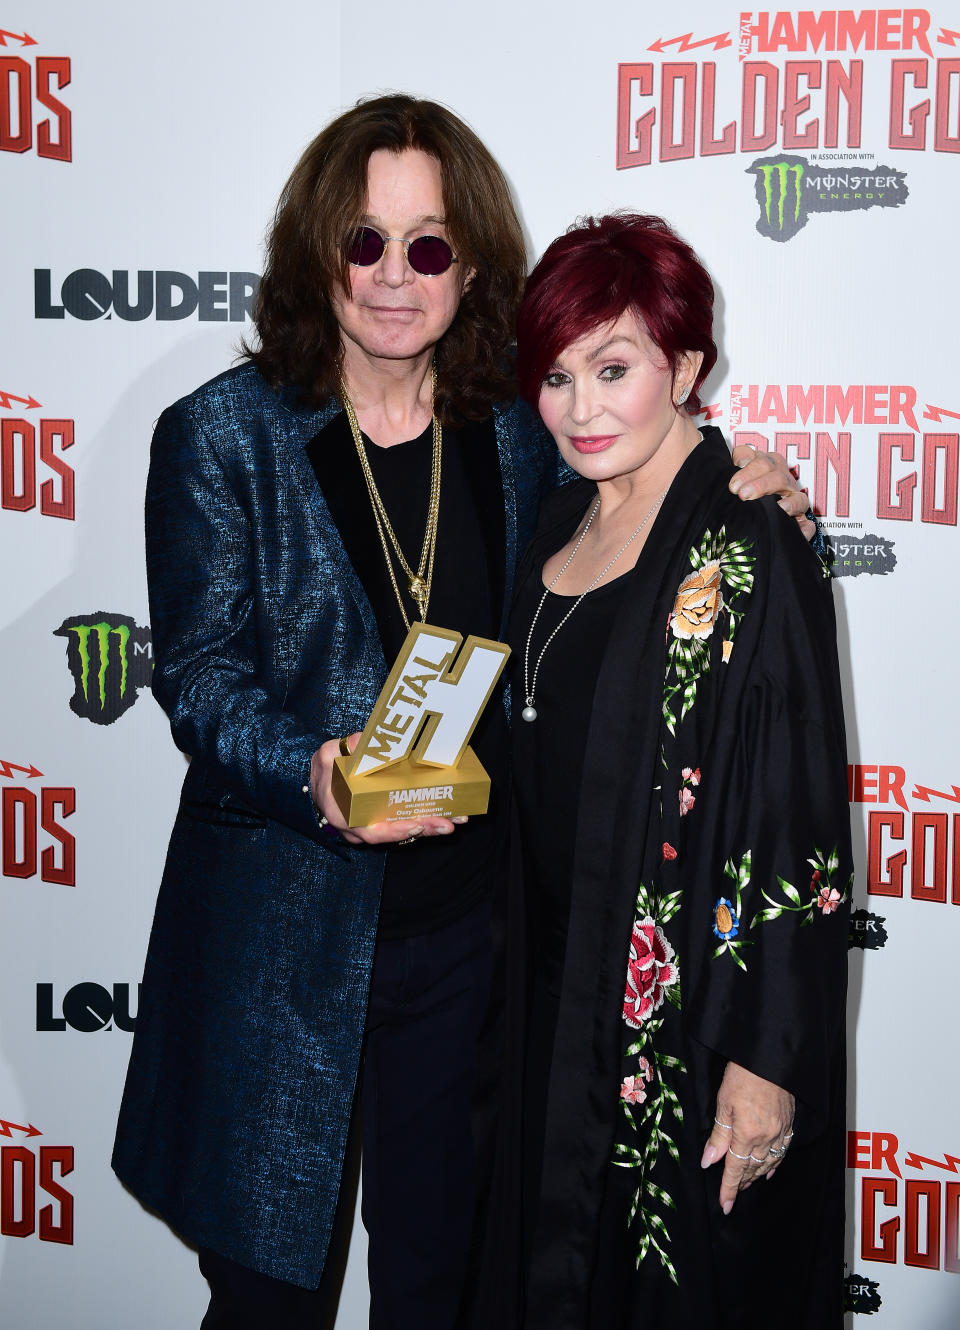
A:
[113, 95, 806, 1329]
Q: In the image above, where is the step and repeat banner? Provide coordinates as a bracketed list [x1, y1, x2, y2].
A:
[1, 3, 957, 1327]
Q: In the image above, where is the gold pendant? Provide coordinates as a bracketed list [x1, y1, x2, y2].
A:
[408, 574, 426, 600]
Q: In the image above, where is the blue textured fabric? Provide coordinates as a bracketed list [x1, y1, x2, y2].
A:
[111, 362, 557, 1287]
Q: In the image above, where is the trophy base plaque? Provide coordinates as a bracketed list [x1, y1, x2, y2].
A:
[332, 745, 491, 827]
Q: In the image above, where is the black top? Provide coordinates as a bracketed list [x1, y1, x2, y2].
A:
[510, 565, 630, 994]
[306, 411, 510, 938]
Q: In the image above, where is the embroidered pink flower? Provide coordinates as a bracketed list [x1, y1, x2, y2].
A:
[810, 869, 822, 894]
[679, 787, 696, 816]
[620, 1058, 654, 1104]
[623, 918, 678, 1028]
[682, 767, 701, 786]
[816, 885, 842, 914]
[662, 842, 678, 861]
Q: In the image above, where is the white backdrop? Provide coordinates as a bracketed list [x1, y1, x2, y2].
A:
[1, 3, 958, 1327]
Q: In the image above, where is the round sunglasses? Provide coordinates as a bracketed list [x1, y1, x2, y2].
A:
[345, 226, 459, 276]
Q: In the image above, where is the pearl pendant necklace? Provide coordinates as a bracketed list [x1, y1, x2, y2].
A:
[522, 488, 667, 722]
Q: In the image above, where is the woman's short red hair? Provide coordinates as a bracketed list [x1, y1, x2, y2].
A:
[516, 213, 717, 412]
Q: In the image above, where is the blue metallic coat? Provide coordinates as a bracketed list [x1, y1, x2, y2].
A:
[112, 362, 557, 1286]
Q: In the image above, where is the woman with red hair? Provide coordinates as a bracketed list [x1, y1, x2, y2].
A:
[482, 214, 851, 1328]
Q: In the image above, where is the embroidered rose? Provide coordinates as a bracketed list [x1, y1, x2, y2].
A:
[682, 767, 701, 786]
[669, 561, 724, 641]
[623, 917, 678, 1028]
[620, 1058, 653, 1104]
[662, 842, 678, 861]
[712, 897, 739, 941]
[816, 885, 842, 914]
[679, 788, 696, 816]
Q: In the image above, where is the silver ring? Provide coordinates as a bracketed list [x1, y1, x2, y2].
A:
[728, 1148, 752, 1161]
[396, 836, 418, 846]
[714, 1117, 733, 1131]
[768, 1145, 788, 1159]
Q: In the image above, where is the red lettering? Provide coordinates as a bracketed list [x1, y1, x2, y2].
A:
[912, 812, 948, 902]
[40, 788, 76, 887]
[855, 765, 879, 803]
[946, 1182, 960, 1274]
[847, 1130, 871, 1168]
[660, 63, 697, 161]
[813, 431, 850, 517]
[699, 62, 736, 156]
[872, 1132, 901, 1177]
[934, 59, 960, 153]
[34, 57, 71, 162]
[862, 1177, 899, 1263]
[741, 62, 779, 151]
[0, 56, 31, 153]
[877, 765, 908, 812]
[877, 433, 916, 520]
[905, 1178, 941, 1269]
[890, 58, 930, 149]
[0, 1146, 35, 1238]
[1, 419, 36, 512]
[920, 434, 959, 525]
[824, 60, 863, 147]
[38, 419, 75, 520]
[868, 810, 906, 897]
[2, 787, 38, 879]
[37, 1146, 74, 1245]
[617, 64, 654, 168]
[781, 60, 820, 148]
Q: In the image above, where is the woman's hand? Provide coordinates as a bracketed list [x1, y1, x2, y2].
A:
[700, 1060, 795, 1214]
[309, 735, 461, 846]
[729, 443, 817, 541]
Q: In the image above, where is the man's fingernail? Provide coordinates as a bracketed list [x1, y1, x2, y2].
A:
[452, 816, 469, 824]
[738, 484, 755, 499]
[729, 477, 742, 492]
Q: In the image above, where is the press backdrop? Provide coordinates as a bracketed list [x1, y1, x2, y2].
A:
[1, 3, 958, 1326]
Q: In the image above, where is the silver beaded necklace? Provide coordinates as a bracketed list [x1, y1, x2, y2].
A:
[521, 488, 667, 722]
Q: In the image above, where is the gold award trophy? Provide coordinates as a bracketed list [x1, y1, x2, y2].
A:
[332, 623, 511, 827]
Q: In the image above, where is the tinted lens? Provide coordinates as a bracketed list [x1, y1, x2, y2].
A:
[406, 235, 455, 275]
[346, 226, 386, 266]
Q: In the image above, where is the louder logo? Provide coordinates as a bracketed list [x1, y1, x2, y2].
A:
[36, 983, 139, 1032]
[0, 29, 71, 162]
[35, 269, 259, 321]
[54, 613, 152, 725]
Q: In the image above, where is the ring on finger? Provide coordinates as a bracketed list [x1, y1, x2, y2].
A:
[728, 1148, 753, 1161]
[714, 1117, 733, 1131]
[768, 1144, 788, 1159]
[396, 835, 420, 846]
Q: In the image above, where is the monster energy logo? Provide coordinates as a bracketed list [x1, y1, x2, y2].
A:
[748, 154, 909, 243]
[54, 612, 152, 725]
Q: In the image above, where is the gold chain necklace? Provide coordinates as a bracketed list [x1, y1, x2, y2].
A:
[340, 367, 443, 629]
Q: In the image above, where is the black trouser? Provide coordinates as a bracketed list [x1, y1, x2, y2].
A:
[200, 901, 494, 1330]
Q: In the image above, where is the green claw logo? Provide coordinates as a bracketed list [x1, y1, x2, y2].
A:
[54, 613, 152, 725]
[747, 154, 808, 241]
[747, 154, 909, 242]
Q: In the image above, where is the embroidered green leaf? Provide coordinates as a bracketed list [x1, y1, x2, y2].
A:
[777, 875, 802, 905]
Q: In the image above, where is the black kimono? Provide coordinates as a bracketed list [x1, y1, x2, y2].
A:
[489, 429, 851, 1329]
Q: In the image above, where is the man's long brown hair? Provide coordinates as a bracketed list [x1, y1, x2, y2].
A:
[245, 94, 527, 421]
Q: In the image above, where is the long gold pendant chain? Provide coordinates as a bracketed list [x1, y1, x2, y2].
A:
[340, 367, 443, 629]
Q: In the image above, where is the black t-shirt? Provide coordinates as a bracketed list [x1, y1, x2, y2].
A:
[306, 410, 510, 938]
